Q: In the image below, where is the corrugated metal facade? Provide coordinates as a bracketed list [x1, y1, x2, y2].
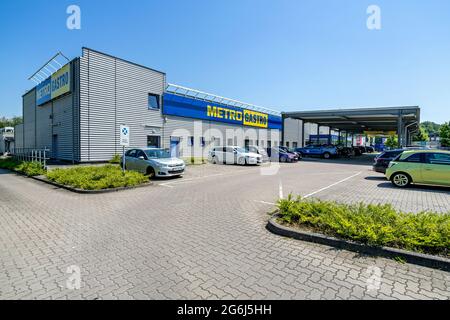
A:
[79, 48, 165, 161]
[20, 59, 80, 161]
[13, 124, 23, 150]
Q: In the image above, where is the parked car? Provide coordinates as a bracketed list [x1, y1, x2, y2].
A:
[124, 148, 185, 178]
[386, 150, 450, 188]
[245, 145, 270, 162]
[267, 147, 299, 163]
[278, 146, 302, 161]
[366, 146, 375, 153]
[373, 149, 405, 173]
[209, 146, 262, 165]
[295, 145, 338, 159]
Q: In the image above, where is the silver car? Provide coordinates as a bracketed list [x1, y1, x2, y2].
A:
[208, 146, 262, 165]
[124, 148, 185, 178]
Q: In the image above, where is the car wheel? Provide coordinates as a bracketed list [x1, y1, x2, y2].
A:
[323, 152, 331, 159]
[238, 157, 246, 165]
[146, 166, 155, 179]
[391, 173, 411, 188]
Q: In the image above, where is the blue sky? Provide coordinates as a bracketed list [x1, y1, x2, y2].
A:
[0, 0, 449, 123]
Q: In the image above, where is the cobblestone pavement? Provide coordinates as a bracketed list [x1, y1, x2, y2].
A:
[0, 159, 449, 300]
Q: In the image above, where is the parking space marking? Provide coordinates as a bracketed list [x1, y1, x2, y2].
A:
[158, 173, 226, 187]
[303, 171, 362, 199]
[254, 200, 276, 206]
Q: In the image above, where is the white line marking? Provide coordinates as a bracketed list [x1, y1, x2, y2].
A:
[159, 173, 225, 187]
[254, 200, 276, 205]
[303, 171, 362, 199]
[279, 180, 284, 199]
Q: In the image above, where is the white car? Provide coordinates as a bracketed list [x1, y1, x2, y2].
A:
[124, 148, 185, 178]
[208, 146, 262, 165]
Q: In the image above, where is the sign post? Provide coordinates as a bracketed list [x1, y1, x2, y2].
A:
[120, 125, 130, 173]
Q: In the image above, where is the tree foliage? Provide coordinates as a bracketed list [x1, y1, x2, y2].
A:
[439, 122, 450, 147]
[384, 135, 399, 149]
[412, 126, 429, 142]
[421, 121, 441, 137]
[0, 116, 22, 128]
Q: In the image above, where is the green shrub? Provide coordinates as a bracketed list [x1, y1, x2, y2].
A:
[109, 154, 122, 164]
[277, 195, 450, 257]
[15, 161, 46, 176]
[0, 159, 45, 176]
[0, 158, 21, 170]
[46, 165, 148, 190]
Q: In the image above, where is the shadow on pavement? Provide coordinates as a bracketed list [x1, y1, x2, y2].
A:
[377, 182, 450, 194]
[301, 154, 376, 167]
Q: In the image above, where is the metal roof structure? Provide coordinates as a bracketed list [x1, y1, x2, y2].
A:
[166, 84, 282, 117]
[283, 106, 420, 134]
[28, 52, 70, 85]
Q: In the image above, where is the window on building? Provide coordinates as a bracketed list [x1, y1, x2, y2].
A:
[227, 138, 233, 146]
[148, 94, 160, 110]
[286, 142, 290, 148]
[200, 137, 205, 147]
[147, 136, 161, 148]
[188, 136, 194, 147]
[293, 142, 298, 148]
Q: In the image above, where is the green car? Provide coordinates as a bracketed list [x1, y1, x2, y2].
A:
[386, 150, 450, 188]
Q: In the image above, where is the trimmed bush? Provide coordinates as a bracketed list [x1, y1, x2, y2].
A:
[277, 195, 450, 257]
[15, 161, 46, 176]
[46, 165, 148, 190]
[0, 159, 45, 176]
[0, 158, 21, 170]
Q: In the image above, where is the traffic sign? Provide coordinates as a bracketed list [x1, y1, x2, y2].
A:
[120, 125, 130, 147]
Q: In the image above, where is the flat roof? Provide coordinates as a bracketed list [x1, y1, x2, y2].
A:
[283, 106, 420, 133]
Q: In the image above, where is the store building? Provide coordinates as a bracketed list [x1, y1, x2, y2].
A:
[15, 48, 283, 162]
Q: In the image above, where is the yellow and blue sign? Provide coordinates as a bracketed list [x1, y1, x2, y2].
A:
[163, 93, 281, 130]
[36, 64, 71, 106]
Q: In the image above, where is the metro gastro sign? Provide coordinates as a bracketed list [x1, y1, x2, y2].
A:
[162, 93, 282, 130]
[207, 105, 268, 128]
[36, 63, 71, 106]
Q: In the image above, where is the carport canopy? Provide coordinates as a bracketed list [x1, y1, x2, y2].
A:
[283, 106, 420, 147]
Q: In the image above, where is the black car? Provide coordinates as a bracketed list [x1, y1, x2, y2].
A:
[373, 149, 405, 173]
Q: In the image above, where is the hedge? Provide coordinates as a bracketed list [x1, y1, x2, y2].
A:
[277, 195, 450, 257]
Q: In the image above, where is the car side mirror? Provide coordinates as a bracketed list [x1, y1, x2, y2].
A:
[139, 156, 145, 160]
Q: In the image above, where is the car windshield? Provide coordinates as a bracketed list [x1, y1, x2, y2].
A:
[235, 147, 246, 153]
[144, 149, 171, 159]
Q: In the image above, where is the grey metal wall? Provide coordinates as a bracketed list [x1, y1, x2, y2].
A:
[21, 59, 80, 161]
[23, 89, 36, 149]
[283, 118, 303, 147]
[79, 48, 165, 162]
[14, 124, 23, 150]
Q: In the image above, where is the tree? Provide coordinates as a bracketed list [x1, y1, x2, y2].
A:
[412, 126, 429, 142]
[439, 122, 450, 147]
[421, 121, 441, 137]
[385, 135, 399, 149]
[0, 116, 22, 128]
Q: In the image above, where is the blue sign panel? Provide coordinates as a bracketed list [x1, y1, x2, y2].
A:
[163, 93, 282, 130]
[36, 78, 52, 106]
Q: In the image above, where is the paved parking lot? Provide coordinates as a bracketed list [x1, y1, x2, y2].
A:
[0, 158, 449, 300]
